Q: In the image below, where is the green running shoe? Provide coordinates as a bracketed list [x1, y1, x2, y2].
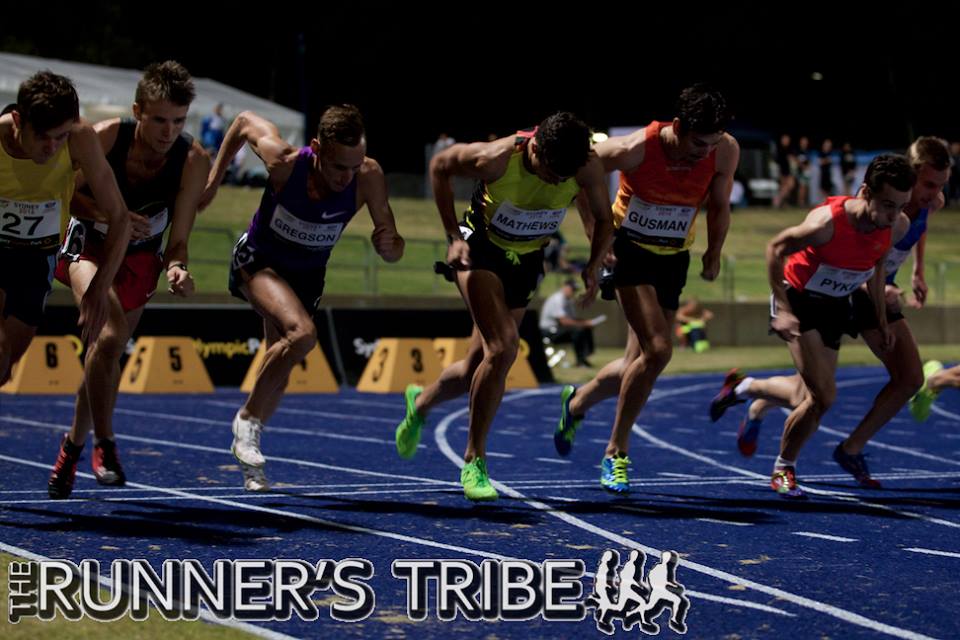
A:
[910, 360, 944, 423]
[395, 384, 424, 459]
[554, 385, 583, 456]
[600, 455, 631, 493]
[460, 458, 499, 501]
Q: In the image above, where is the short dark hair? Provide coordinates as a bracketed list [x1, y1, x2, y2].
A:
[135, 60, 196, 107]
[317, 104, 365, 146]
[864, 154, 916, 193]
[535, 111, 591, 178]
[675, 84, 730, 135]
[907, 136, 951, 172]
[17, 70, 79, 134]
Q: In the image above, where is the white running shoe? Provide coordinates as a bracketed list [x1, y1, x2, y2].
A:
[231, 411, 265, 467]
[241, 463, 270, 492]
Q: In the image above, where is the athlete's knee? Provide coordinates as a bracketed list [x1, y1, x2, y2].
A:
[646, 335, 673, 370]
[895, 361, 924, 395]
[282, 322, 317, 358]
[806, 382, 836, 415]
[484, 332, 519, 372]
[89, 329, 127, 363]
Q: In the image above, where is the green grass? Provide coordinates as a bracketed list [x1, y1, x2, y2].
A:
[63, 186, 960, 302]
[0, 552, 248, 639]
[550, 343, 960, 386]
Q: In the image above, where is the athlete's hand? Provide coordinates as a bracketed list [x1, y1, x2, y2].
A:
[167, 266, 195, 297]
[700, 250, 721, 281]
[129, 211, 152, 241]
[770, 308, 801, 342]
[446, 239, 471, 270]
[78, 279, 110, 345]
[910, 273, 928, 308]
[372, 227, 404, 263]
[578, 261, 601, 308]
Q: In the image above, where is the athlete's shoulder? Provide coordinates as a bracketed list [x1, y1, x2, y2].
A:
[184, 139, 211, 172]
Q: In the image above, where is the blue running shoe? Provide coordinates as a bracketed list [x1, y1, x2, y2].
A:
[554, 385, 583, 456]
[600, 455, 631, 493]
[736, 401, 763, 457]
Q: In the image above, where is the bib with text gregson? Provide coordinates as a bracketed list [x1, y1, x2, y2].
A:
[270, 204, 344, 249]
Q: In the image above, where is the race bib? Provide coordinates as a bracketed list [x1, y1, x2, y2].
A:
[805, 263, 875, 297]
[95, 208, 169, 244]
[0, 198, 61, 248]
[620, 196, 696, 247]
[884, 246, 910, 276]
[270, 204, 343, 249]
[489, 201, 566, 241]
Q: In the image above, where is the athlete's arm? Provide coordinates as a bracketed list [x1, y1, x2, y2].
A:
[68, 122, 131, 343]
[70, 119, 151, 239]
[766, 205, 834, 340]
[199, 111, 297, 210]
[359, 157, 404, 263]
[592, 129, 647, 173]
[429, 138, 511, 269]
[911, 191, 942, 307]
[868, 214, 908, 352]
[574, 152, 615, 305]
[701, 135, 740, 281]
[163, 142, 210, 297]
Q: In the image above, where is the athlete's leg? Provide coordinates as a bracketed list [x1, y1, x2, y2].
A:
[842, 320, 922, 453]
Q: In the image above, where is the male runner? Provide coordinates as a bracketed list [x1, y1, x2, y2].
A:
[1, 70, 129, 385]
[47, 61, 209, 499]
[760, 154, 913, 498]
[712, 138, 950, 488]
[202, 105, 404, 491]
[394, 112, 614, 501]
[553, 85, 739, 493]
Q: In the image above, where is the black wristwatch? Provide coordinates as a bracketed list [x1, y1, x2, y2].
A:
[167, 262, 188, 272]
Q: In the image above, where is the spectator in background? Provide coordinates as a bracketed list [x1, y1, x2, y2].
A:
[774, 133, 796, 208]
[840, 142, 857, 195]
[540, 278, 598, 367]
[795, 135, 811, 206]
[432, 132, 455, 157]
[200, 103, 226, 155]
[819, 138, 835, 200]
[675, 297, 714, 352]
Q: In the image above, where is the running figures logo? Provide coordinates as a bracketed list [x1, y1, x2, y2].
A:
[586, 550, 690, 635]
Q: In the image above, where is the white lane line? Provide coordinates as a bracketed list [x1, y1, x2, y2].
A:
[47, 404, 415, 448]
[0, 486, 463, 506]
[792, 532, 858, 543]
[635, 424, 960, 530]
[0, 540, 300, 640]
[200, 400, 400, 424]
[658, 472, 700, 479]
[903, 548, 960, 559]
[697, 518, 754, 527]
[0, 454, 787, 618]
[0, 415, 453, 487]
[433, 381, 940, 640]
[535, 457, 572, 465]
[485, 452, 515, 459]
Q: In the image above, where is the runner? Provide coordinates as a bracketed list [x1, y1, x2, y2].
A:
[201, 104, 404, 491]
[553, 85, 739, 494]
[48, 61, 209, 499]
[394, 112, 614, 501]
